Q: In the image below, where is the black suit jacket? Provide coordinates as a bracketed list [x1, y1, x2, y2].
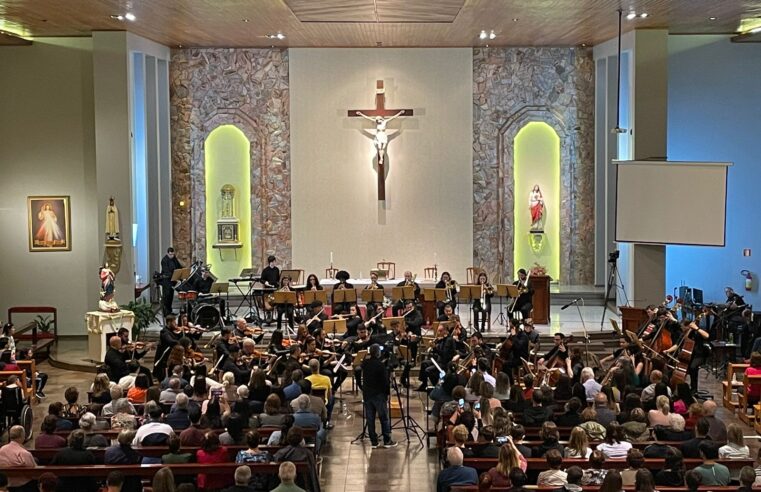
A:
[105, 347, 131, 382]
[160, 255, 182, 284]
[362, 356, 390, 398]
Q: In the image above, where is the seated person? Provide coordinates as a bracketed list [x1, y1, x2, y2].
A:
[437, 446, 478, 492]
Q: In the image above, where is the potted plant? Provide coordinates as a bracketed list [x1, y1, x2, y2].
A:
[120, 299, 159, 339]
[34, 314, 55, 339]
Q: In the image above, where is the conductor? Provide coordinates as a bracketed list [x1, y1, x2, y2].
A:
[362, 344, 397, 448]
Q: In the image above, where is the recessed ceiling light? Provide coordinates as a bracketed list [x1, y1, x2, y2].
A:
[626, 12, 637, 20]
[512, 18, 519, 22]
[708, 16, 717, 21]
[265, 33, 286, 40]
[110, 14, 125, 21]
[242, 18, 249, 23]
[479, 30, 487, 40]
[124, 12, 136, 21]
[639, 12, 648, 18]
[489, 30, 496, 40]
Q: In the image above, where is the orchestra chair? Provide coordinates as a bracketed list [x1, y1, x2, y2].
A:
[377, 261, 395, 280]
[738, 372, 761, 425]
[424, 266, 438, 280]
[325, 267, 338, 279]
[466, 267, 484, 284]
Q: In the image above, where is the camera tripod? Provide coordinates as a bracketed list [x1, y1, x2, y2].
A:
[390, 360, 425, 446]
[600, 251, 629, 330]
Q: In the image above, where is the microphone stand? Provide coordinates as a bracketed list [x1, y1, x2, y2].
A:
[566, 298, 590, 368]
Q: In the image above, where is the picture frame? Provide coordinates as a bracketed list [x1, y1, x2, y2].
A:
[27, 196, 71, 252]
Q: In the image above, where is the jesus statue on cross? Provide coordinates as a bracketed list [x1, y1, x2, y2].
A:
[348, 80, 414, 201]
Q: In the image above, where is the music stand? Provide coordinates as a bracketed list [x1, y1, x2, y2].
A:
[209, 282, 230, 324]
[324, 319, 347, 336]
[492, 284, 508, 326]
[382, 315, 406, 333]
[459, 285, 480, 333]
[273, 291, 298, 336]
[392, 286, 414, 301]
[303, 290, 328, 305]
[505, 284, 520, 317]
[361, 289, 384, 304]
[239, 268, 255, 278]
[423, 288, 447, 302]
[353, 350, 368, 368]
[333, 289, 357, 305]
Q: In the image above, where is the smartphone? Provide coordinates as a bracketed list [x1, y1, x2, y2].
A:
[474, 402, 481, 410]
[496, 436, 508, 444]
[458, 398, 465, 409]
[211, 388, 223, 398]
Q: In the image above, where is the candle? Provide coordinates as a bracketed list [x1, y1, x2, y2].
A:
[330, 251, 333, 264]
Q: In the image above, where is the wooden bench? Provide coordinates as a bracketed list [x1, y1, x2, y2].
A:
[723, 363, 748, 411]
[29, 444, 314, 463]
[451, 487, 745, 492]
[53, 425, 318, 442]
[738, 372, 761, 425]
[462, 457, 755, 473]
[450, 440, 688, 451]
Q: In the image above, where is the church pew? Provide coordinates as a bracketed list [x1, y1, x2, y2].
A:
[0, 462, 309, 482]
[462, 457, 755, 473]
[53, 425, 317, 442]
[451, 487, 744, 492]
[30, 444, 315, 464]
[449, 440, 688, 450]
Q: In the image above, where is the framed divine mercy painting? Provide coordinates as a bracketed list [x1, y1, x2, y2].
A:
[28, 196, 71, 252]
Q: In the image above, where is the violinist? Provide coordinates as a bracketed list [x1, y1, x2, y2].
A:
[104, 336, 139, 383]
[364, 304, 385, 335]
[512, 268, 535, 321]
[153, 314, 181, 380]
[345, 324, 373, 390]
[233, 318, 264, 344]
[435, 271, 459, 316]
[304, 336, 336, 367]
[473, 272, 495, 331]
[364, 271, 383, 316]
[267, 330, 289, 377]
[501, 321, 529, 384]
[437, 304, 455, 322]
[215, 326, 238, 359]
[664, 319, 710, 392]
[117, 327, 150, 362]
[333, 270, 354, 314]
[221, 345, 252, 385]
[393, 271, 420, 316]
[599, 337, 630, 368]
[178, 313, 204, 348]
[306, 301, 327, 335]
[416, 324, 461, 391]
[537, 332, 573, 378]
[276, 275, 296, 332]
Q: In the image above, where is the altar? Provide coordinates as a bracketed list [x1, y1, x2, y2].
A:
[86, 310, 134, 363]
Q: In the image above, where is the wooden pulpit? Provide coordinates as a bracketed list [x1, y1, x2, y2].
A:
[619, 306, 648, 333]
[531, 275, 551, 324]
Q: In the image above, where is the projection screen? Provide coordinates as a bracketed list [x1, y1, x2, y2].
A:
[615, 160, 731, 246]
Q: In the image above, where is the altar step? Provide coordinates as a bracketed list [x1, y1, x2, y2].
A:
[550, 284, 606, 306]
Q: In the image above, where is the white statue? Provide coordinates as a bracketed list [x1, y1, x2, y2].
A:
[355, 110, 405, 165]
[105, 197, 120, 241]
[220, 184, 236, 219]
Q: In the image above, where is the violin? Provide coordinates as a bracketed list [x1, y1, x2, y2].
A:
[124, 341, 156, 351]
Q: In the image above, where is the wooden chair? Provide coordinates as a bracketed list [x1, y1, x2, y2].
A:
[325, 267, 338, 279]
[466, 267, 485, 284]
[377, 261, 395, 279]
[738, 372, 761, 425]
[723, 363, 748, 411]
[424, 266, 438, 280]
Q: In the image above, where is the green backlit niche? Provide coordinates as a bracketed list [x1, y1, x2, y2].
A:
[513, 121, 560, 280]
[205, 125, 252, 281]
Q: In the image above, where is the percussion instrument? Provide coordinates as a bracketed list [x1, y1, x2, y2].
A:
[193, 304, 221, 329]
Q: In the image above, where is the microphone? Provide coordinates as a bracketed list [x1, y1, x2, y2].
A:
[561, 298, 583, 310]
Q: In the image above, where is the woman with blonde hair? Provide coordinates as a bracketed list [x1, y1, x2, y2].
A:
[222, 371, 239, 403]
[91, 373, 113, 404]
[719, 423, 750, 459]
[648, 394, 671, 427]
[151, 466, 175, 492]
[486, 439, 528, 486]
[566, 426, 592, 458]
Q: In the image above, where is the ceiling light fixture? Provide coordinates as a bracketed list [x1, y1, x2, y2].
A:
[479, 30, 487, 40]
[512, 18, 519, 22]
[639, 12, 648, 18]
[265, 33, 286, 40]
[708, 16, 717, 21]
[110, 14, 125, 21]
[124, 12, 136, 21]
[242, 18, 249, 23]
[626, 12, 637, 20]
[489, 30, 496, 40]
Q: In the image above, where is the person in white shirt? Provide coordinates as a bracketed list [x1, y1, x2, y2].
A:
[719, 423, 750, 459]
[641, 370, 671, 402]
[132, 401, 174, 445]
[102, 386, 136, 416]
[478, 358, 496, 388]
[596, 422, 632, 459]
[581, 367, 601, 402]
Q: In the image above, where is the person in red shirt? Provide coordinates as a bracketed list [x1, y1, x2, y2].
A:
[745, 352, 761, 403]
[196, 431, 233, 490]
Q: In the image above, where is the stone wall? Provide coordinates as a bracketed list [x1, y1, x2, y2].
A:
[170, 49, 291, 268]
[473, 47, 595, 284]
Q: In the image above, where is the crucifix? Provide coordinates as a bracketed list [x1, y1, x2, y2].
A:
[348, 80, 414, 201]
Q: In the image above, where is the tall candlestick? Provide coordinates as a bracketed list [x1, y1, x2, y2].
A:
[330, 251, 333, 264]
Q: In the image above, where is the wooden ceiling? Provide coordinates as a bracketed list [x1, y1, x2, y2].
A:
[1, 0, 760, 48]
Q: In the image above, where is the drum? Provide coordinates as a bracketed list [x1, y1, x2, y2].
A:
[193, 304, 221, 329]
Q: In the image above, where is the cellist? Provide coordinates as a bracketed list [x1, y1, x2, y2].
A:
[537, 332, 573, 378]
[663, 319, 710, 393]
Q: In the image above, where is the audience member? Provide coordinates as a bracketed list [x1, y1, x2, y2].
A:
[0, 426, 35, 490]
[693, 440, 730, 485]
[597, 422, 632, 459]
[274, 428, 320, 492]
[565, 426, 591, 458]
[437, 447, 478, 492]
[510, 425, 532, 458]
[133, 401, 174, 445]
[162, 435, 193, 464]
[622, 408, 649, 442]
[641, 370, 671, 402]
[739, 465, 756, 492]
[594, 392, 616, 427]
[581, 450, 608, 485]
[634, 469, 656, 492]
[523, 389, 553, 425]
[475, 426, 500, 458]
[620, 448, 645, 486]
[655, 448, 686, 486]
[599, 469, 623, 492]
[532, 421, 564, 457]
[160, 377, 184, 403]
[555, 397, 583, 427]
[581, 367, 601, 402]
[197, 432, 233, 490]
[702, 400, 727, 442]
[220, 412, 247, 446]
[49, 430, 97, 492]
[152, 467, 176, 492]
[34, 415, 66, 449]
[578, 407, 606, 441]
[561, 466, 584, 492]
[106, 471, 124, 492]
[271, 461, 306, 492]
[719, 423, 750, 458]
[37, 472, 57, 492]
[685, 469, 702, 492]
[104, 430, 142, 492]
[179, 406, 206, 447]
[222, 465, 256, 492]
[537, 449, 568, 486]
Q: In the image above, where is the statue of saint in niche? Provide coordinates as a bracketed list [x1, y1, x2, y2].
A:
[529, 184, 545, 231]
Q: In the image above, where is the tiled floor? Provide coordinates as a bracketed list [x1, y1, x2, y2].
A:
[25, 302, 761, 492]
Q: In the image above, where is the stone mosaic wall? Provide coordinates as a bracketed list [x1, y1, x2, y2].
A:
[170, 48, 290, 268]
[473, 47, 595, 285]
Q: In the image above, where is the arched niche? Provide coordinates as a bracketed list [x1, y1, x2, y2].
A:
[204, 125, 252, 281]
[513, 121, 560, 280]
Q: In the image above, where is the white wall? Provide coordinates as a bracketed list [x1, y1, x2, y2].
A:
[0, 38, 99, 334]
[290, 48, 473, 279]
